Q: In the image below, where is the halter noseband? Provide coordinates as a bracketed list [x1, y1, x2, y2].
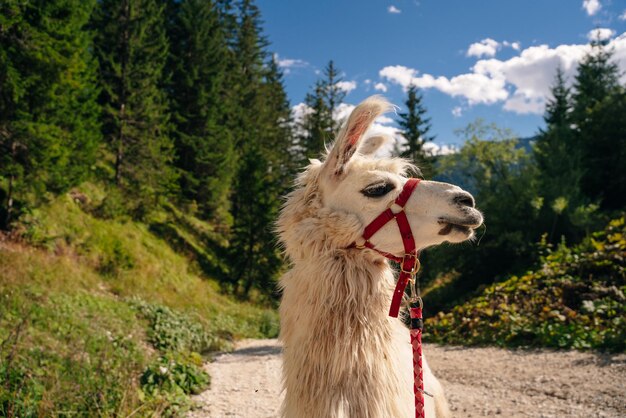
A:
[350, 177, 421, 317]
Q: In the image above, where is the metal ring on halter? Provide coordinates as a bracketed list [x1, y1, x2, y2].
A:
[355, 239, 368, 249]
[387, 200, 403, 213]
[412, 258, 421, 275]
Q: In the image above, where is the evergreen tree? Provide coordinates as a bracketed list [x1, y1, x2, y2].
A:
[226, 0, 290, 299]
[229, 145, 282, 298]
[166, 0, 235, 223]
[572, 41, 620, 124]
[397, 85, 435, 176]
[300, 84, 332, 161]
[92, 0, 175, 210]
[580, 88, 626, 210]
[572, 42, 625, 209]
[0, 0, 100, 228]
[298, 60, 346, 161]
[534, 67, 582, 241]
[260, 58, 297, 191]
[321, 61, 346, 134]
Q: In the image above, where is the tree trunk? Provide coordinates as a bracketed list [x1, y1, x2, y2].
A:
[2, 140, 17, 230]
[115, 0, 130, 186]
[3, 174, 14, 230]
[115, 103, 125, 185]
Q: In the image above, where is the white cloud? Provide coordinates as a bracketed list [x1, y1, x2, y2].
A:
[467, 38, 500, 58]
[424, 142, 458, 156]
[275, 55, 308, 74]
[388, 5, 401, 14]
[380, 32, 626, 114]
[374, 82, 388, 92]
[380, 65, 508, 105]
[583, 0, 601, 16]
[291, 102, 313, 122]
[620, 10, 626, 21]
[336, 80, 358, 93]
[468, 39, 521, 58]
[503, 92, 546, 114]
[451, 106, 463, 117]
[587, 28, 615, 41]
[376, 115, 394, 124]
[503, 41, 521, 51]
[334, 103, 355, 122]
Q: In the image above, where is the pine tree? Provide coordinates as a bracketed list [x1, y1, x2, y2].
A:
[572, 42, 625, 209]
[534, 67, 582, 241]
[166, 0, 235, 223]
[572, 41, 619, 124]
[226, 0, 290, 299]
[300, 84, 332, 160]
[397, 85, 435, 176]
[260, 58, 297, 190]
[229, 145, 282, 298]
[0, 0, 101, 228]
[321, 61, 346, 134]
[298, 60, 346, 162]
[92, 0, 175, 210]
[535, 67, 578, 190]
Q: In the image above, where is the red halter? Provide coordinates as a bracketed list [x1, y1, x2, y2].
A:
[350, 177, 429, 418]
[351, 177, 421, 317]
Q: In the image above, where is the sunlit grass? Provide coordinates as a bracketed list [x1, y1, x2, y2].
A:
[0, 183, 279, 416]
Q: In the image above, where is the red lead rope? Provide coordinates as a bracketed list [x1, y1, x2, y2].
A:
[410, 306, 425, 418]
[349, 178, 428, 417]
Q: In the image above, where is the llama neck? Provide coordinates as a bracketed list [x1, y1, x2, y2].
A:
[280, 252, 405, 415]
[284, 252, 396, 333]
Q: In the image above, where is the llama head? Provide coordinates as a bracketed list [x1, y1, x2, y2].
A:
[278, 95, 482, 262]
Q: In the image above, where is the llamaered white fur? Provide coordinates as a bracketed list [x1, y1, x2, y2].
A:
[277, 96, 483, 418]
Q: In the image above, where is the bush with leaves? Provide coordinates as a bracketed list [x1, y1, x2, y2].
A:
[131, 299, 217, 353]
[425, 217, 626, 352]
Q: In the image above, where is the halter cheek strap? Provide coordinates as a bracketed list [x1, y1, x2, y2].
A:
[351, 178, 421, 317]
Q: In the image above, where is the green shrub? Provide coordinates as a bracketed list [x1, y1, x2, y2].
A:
[131, 299, 214, 353]
[259, 310, 280, 338]
[426, 217, 626, 352]
[140, 352, 209, 397]
[93, 187, 129, 220]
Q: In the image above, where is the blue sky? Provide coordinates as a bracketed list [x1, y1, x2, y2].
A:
[257, 0, 626, 150]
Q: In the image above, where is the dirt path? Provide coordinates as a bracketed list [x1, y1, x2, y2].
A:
[189, 339, 626, 418]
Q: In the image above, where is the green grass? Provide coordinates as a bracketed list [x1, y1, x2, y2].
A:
[425, 217, 626, 352]
[0, 183, 279, 416]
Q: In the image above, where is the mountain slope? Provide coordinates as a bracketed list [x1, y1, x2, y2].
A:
[0, 183, 278, 416]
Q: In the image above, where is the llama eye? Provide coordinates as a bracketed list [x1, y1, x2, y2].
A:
[361, 183, 395, 198]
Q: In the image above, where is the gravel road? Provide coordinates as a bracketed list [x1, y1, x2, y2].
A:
[188, 339, 626, 418]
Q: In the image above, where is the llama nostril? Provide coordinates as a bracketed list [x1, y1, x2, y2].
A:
[454, 193, 475, 208]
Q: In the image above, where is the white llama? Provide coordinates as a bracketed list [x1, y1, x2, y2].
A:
[277, 96, 483, 418]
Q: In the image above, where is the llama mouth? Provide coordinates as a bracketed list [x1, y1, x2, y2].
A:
[438, 222, 471, 236]
[438, 217, 481, 236]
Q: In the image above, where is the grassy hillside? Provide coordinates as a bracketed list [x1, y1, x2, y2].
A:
[425, 217, 626, 352]
[0, 183, 278, 416]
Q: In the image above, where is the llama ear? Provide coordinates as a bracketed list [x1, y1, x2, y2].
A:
[359, 135, 390, 156]
[322, 96, 392, 181]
